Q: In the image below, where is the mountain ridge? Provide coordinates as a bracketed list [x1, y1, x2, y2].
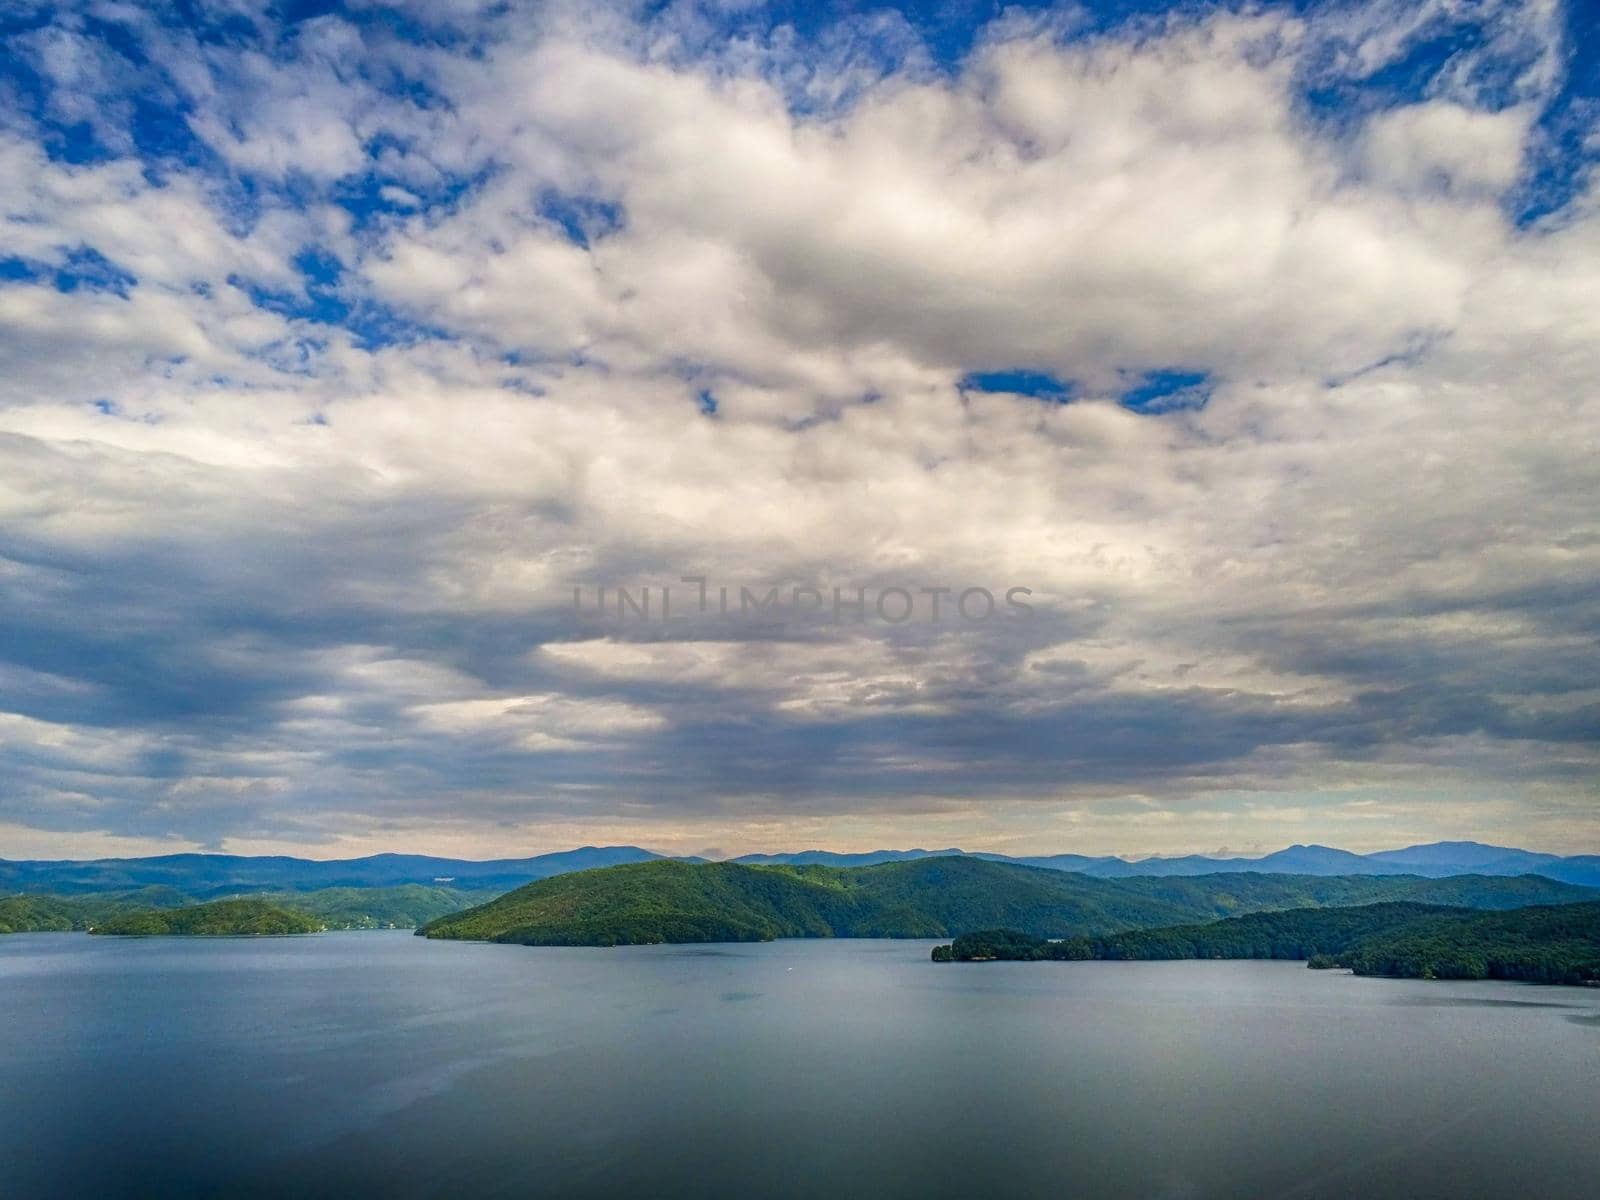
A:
[417, 857, 1599, 947]
[6, 840, 1599, 895]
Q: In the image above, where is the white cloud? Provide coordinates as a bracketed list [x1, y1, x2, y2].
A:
[0, 0, 1596, 854]
[1362, 101, 1531, 195]
[409, 693, 666, 749]
[364, 14, 1488, 398]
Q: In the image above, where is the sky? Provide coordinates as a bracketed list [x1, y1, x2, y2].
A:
[0, 0, 1597, 862]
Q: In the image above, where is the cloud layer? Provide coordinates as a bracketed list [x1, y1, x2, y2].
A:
[0, 0, 1596, 857]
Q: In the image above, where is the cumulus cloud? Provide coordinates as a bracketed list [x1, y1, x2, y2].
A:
[372, 14, 1479, 396]
[0, 0, 1595, 857]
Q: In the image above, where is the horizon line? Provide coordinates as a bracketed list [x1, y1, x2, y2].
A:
[5, 838, 1599, 866]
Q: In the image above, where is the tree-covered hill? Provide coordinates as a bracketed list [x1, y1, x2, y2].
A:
[418, 856, 1598, 947]
[89, 898, 321, 936]
[420, 857, 1198, 945]
[1092, 901, 1456, 960]
[0, 885, 494, 934]
[0, 887, 195, 933]
[259, 885, 500, 930]
[1333, 902, 1600, 984]
[1108, 871, 1594, 916]
[933, 901, 1600, 985]
[0, 895, 86, 934]
[934, 903, 1462, 961]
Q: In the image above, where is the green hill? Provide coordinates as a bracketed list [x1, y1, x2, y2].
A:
[0, 887, 196, 933]
[934, 901, 1600, 985]
[1334, 901, 1600, 984]
[261, 885, 496, 930]
[1, 884, 492, 934]
[418, 857, 1597, 947]
[1090, 901, 1457, 960]
[420, 857, 1196, 945]
[1106, 871, 1593, 915]
[89, 898, 321, 936]
[934, 903, 1462, 961]
[0, 895, 86, 934]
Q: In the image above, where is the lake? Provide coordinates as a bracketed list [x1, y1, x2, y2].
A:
[1, 933, 1597, 1198]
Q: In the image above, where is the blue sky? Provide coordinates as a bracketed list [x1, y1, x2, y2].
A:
[0, 0, 1596, 859]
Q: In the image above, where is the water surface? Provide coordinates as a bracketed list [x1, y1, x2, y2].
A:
[2, 933, 1597, 1198]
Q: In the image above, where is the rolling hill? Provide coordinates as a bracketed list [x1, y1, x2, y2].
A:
[0, 886, 197, 933]
[89, 898, 321, 936]
[420, 857, 1191, 945]
[418, 857, 1599, 946]
[935, 901, 1600, 986]
[1332, 901, 1600, 984]
[0, 885, 495, 933]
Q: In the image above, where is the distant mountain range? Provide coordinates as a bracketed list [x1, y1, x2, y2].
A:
[735, 842, 1600, 888]
[0, 846, 666, 897]
[4, 840, 1598, 896]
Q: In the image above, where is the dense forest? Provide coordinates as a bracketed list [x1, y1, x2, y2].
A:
[1102, 871, 1591, 915]
[1331, 902, 1600, 984]
[935, 904, 1458, 961]
[0, 885, 494, 934]
[257, 885, 498, 930]
[933, 901, 1600, 985]
[0, 895, 87, 934]
[89, 898, 322, 936]
[1, 887, 196, 933]
[418, 856, 1597, 947]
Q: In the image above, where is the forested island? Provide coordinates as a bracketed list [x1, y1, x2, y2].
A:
[89, 898, 321, 936]
[931, 900, 1600, 985]
[417, 856, 1596, 947]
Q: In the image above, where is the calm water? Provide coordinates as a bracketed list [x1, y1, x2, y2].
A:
[1, 933, 1597, 1199]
